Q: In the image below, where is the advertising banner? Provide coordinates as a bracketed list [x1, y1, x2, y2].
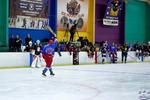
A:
[103, 0, 123, 26]
[57, 0, 89, 32]
[9, 0, 50, 30]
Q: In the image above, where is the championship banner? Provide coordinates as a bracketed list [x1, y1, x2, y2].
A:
[103, 0, 123, 26]
[9, 0, 50, 30]
[57, 0, 89, 32]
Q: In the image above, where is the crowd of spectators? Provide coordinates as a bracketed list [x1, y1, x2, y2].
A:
[98, 40, 150, 57]
[9, 34, 150, 57]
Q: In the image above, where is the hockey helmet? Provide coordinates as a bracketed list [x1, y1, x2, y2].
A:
[49, 40, 54, 45]
[36, 40, 40, 45]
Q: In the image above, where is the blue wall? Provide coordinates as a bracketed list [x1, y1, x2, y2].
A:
[9, 0, 57, 45]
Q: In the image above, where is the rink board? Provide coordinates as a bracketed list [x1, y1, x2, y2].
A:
[0, 52, 30, 67]
[0, 52, 150, 68]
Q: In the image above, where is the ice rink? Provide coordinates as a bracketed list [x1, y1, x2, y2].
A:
[0, 63, 150, 100]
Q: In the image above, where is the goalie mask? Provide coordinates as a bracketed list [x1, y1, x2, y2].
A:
[36, 40, 40, 45]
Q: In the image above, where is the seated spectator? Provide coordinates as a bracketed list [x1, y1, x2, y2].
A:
[9, 34, 15, 52]
[128, 43, 134, 51]
[60, 43, 66, 51]
[81, 45, 89, 51]
[134, 41, 140, 51]
[81, 37, 89, 48]
[15, 34, 22, 52]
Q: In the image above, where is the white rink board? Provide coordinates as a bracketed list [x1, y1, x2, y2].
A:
[79, 52, 95, 64]
[0, 52, 150, 67]
[97, 51, 150, 63]
[0, 52, 30, 67]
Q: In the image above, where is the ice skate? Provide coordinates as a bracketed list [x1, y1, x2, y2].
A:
[42, 70, 46, 76]
[50, 71, 55, 76]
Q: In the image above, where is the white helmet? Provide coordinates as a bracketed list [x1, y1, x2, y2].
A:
[36, 40, 40, 45]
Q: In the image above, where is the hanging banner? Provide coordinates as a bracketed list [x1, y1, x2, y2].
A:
[9, 0, 50, 30]
[57, 0, 89, 32]
[103, 0, 123, 26]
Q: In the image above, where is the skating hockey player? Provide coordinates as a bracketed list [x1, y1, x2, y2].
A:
[31, 40, 42, 68]
[109, 42, 117, 63]
[121, 42, 129, 63]
[42, 35, 58, 76]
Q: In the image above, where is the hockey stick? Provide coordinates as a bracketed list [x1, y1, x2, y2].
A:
[46, 25, 56, 36]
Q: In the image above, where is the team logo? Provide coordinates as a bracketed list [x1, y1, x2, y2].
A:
[67, 0, 81, 15]
[110, 0, 121, 16]
[29, 3, 34, 11]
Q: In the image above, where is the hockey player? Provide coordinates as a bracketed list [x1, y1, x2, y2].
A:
[42, 35, 58, 76]
[121, 42, 129, 63]
[101, 44, 108, 64]
[31, 40, 42, 68]
[109, 42, 117, 63]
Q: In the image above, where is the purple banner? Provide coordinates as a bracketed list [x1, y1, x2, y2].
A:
[103, 0, 123, 26]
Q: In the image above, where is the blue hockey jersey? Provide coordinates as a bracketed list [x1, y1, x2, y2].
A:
[42, 40, 58, 56]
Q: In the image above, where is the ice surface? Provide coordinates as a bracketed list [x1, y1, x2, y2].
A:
[0, 63, 150, 100]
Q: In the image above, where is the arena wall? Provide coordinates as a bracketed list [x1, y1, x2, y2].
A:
[0, 0, 9, 51]
[95, 0, 125, 44]
[0, 52, 150, 68]
[126, 1, 150, 44]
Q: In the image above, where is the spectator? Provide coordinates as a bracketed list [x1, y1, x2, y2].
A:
[148, 41, 150, 46]
[81, 37, 88, 48]
[148, 41, 150, 55]
[81, 45, 91, 57]
[88, 42, 95, 58]
[9, 34, 15, 52]
[103, 40, 108, 49]
[15, 34, 22, 52]
[134, 41, 140, 51]
[128, 43, 134, 51]
[60, 43, 66, 51]
[55, 43, 62, 56]
[24, 41, 34, 52]
[25, 34, 32, 46]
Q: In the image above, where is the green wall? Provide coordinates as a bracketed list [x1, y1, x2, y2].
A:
[0, 0, 9, 51]
[126, 1, 150, 44]
[146, 5, 150, 42]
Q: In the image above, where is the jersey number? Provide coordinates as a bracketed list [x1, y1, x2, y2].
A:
[47, 49, 53, 54]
